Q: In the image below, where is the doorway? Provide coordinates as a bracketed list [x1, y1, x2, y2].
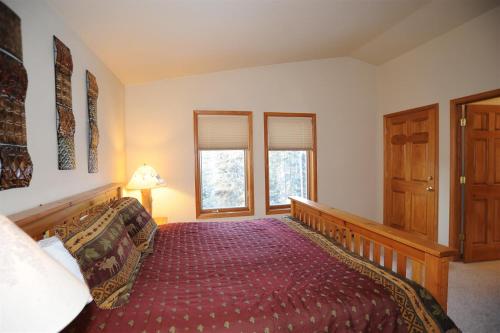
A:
[384, 104, 439, 241]
[450, 89, 500, 262]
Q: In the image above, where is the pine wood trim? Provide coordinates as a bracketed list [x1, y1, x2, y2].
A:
[290, 196, 457, 311]
[449, 88, 500, 254]
[264, 112, 317, 215]
[8, 183, 123, 240]
[193, 110, 254, 219]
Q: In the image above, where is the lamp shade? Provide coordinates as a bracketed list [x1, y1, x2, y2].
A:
[127, 164, 165, 190]
[0, 215, 91, 333]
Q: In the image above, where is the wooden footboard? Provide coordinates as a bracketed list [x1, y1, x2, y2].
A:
[290, 197, 457, 311]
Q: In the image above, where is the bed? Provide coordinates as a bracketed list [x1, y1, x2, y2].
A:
[9, 184, 459, 332]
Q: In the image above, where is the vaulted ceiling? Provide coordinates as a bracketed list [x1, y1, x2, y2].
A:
[46, 0, 500, 84]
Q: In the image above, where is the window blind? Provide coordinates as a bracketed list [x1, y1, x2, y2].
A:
[197, 115, 249, 150]
[268, 116, 313, 150]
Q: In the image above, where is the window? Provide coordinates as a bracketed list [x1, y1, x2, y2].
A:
[269, 150, 308, 206]
[264, 113, 317, 214]
[200, 150, 246, 209]
[194, 111, 254, 218]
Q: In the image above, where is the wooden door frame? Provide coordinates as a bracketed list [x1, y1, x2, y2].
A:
[383, 103, 439, 241]
[449, 88, 500, 254]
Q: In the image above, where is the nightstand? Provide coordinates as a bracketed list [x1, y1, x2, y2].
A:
[154, 217, 168, 225]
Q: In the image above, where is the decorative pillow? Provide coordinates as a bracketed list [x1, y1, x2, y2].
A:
[78, 201, 111, 220]
[111, 197, 157, 252]
[54, 208, 141, 309]
[38, 236, 93, 304]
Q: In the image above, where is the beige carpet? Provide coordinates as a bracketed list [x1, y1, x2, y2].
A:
[447, 260, 500, 332]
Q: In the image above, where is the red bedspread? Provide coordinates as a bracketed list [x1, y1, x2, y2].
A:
[65, 218, 452, 333]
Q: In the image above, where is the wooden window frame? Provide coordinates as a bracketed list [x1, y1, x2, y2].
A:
[264, 112, 317, 215]
[193, 110, 254, 219]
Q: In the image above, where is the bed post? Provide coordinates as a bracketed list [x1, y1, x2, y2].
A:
[424, 253, 450, 312]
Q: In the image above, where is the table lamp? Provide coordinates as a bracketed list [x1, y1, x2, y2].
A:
[127, 164, 165, 215]
[0, 215, 91, 333]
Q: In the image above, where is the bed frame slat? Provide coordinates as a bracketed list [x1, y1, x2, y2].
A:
[384, 247, 393, 270]
[346, 229, 352, 251]
[373, 242, 381, 265]
[363, 238, 371, 259]
[397, 253, 407, 277]
[412, 260, 423, 284]
[354, 233, 361, 255]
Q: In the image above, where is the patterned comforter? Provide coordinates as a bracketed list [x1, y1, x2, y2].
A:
[64, 217, 459, 333]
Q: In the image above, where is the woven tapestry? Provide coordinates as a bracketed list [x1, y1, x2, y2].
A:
[86, 70, 99, 173]
[0, 1, 33, 191]
[53, 36, 76, 170]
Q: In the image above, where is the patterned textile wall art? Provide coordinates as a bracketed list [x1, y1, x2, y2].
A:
[0, 1, 33, 191]
[53, 36, 76, 170]
[86, 70, 99, 173]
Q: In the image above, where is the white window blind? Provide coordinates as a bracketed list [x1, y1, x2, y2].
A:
[268, 116, 313, 150]
[197, 115, 249, 150]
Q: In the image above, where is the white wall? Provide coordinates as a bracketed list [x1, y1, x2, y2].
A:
[376, 6, 500, 245]
[4, 0, 496, 239]
[125, 58, 378, 222]
[0, 0, 126, 215]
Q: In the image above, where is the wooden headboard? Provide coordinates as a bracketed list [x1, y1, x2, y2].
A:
[8, 183, 123, 240]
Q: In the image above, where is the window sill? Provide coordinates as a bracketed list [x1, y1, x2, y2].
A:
[266, 206, 291, 215]
[197, 208, 254, 219]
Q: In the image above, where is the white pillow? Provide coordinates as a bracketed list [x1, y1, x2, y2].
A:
[38, 236, 93, 304]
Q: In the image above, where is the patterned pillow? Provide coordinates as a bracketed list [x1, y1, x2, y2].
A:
[111, 197, 157, 252]
[54, 208, 141, 309]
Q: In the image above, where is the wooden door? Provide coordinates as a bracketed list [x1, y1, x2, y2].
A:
[384, 104, 438, 241]
[464, 104, 500, 262]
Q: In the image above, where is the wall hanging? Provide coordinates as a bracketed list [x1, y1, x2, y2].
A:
[86, 70, 98, 173]
[53, 36, 76, 170]
[0, 1, 33, 191]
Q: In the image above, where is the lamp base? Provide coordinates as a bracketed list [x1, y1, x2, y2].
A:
[140, 189, 153, 215]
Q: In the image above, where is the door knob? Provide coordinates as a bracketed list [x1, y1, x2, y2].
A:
[426, 186, 434, 192]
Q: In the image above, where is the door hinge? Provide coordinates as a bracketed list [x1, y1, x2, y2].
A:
[460, 118, 467, 127]
[460, 176, 466, 184]
[459, 233, 465, 241]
